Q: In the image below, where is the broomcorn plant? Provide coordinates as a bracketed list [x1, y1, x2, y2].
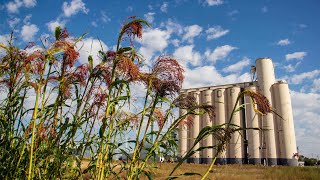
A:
[0, 17, 275, 180]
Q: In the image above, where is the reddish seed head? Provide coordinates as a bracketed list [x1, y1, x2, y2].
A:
[141, 56, 184, 97]
[173, 93, 197, 109]
[59, 28, 69, 40]
[182, 114, 195, 127]
[123, 22, 143, 39]
[93, 88, 107, 106]
[63, 47, 79, 68]
[73, 64, 89, 86]
[93, 64, 112, 87]
[48, 76, 59, 82]
[121, 17, 148, 42]
[245, 90, 272, 115]
[26, 50, 45, 74]
[154, 108, 165, 128]
[106, 50, 116, 61]
[117, 55, 140, 81]
[24, 42, 36, 50]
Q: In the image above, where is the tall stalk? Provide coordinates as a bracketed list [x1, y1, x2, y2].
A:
[96, 57, 118, 180]
[27, 85, 41, 180]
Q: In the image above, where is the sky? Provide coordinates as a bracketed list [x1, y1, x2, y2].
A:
[0, 0, 319, 158]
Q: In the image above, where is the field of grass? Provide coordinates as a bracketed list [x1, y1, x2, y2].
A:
[144, 163, 320, 180]
[80, 160, 320, 179]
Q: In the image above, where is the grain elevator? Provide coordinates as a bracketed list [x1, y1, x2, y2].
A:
[178, 58, 298, 166]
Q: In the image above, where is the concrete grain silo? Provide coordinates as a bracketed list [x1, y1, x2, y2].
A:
[272, 81, 298, 166]
[226, 86, 243, 164]
[190, 91, 201, 164]
[245, 86, 261, 165]
[178, 107, 188, 160]
[178, 58, 298, 166]
[200, 89, 214, 164]
[256, 58, 278, 166]
[213, 88, 227, 164]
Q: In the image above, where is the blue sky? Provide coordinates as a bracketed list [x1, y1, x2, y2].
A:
[1, 0, 320, 157]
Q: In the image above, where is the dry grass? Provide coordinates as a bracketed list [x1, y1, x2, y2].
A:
[141, 163, 320, 180]
[79, 160, 320, 179]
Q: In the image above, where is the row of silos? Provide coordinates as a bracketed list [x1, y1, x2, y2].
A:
[178, 58, 298, 166]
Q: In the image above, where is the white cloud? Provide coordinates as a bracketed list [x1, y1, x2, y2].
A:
[160, 2, 168, 13]
[171, 39, 180, 47]
[277, 38, 290, 46]
[183, 66, 250, 89]
[228, 10, 239, 16]
[182, 24, 203, 43]
[40, 33, 50, 47]
[173, 45, 201, 67]
[76, 37, 108, 67]
[148, 4, 153, 11]
[24, 45, 44, 55]
[204, 0, 223, 6]
[62, 0, 89, 17]
[6, 0, 36, 13]
[289, 69, 320, 84]
[91, 21, 97, 27]
[0, 34, 11, 55]
[286, 51, 307, 60]
[126, 6, 133, 12]
[283, 62, 301, 72]
[206, 26, 229, 40]
[144, 12, 155, 24]
[23, 0, 36, 8]
[101, 11, 110, 23]
[183, 66, 221, 88]
[138, 29, 170, 52]
[283, 64, 294, 72]
[137, 28, 170, 64]
[20, 24, 39, 42]
[0, 34, 10, 45]
[8, 17, 20, 28]
[23, 14, 32, 24]
[311, 79, 320, 93]
[130, 83, 147, 101]
[290, 91, 320, 156]
[46, 20, 66, 32]
[222, 57, 250, 73]
[161, 19, 183, 35]
[261, 6, 268, 13]
[299, 24, 307, 28]
[204, 45, 237, 63]
[6, 0, 23, 13]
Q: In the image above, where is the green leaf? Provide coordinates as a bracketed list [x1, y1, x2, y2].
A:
[88, 55, 93, 74]
[142, 169, 153, 180]
[55, 26, 61, 40]
[118, 47, 132, 54]
[83, 164, 95, 174]
[119, 148, 132, 161]
[73, 32, 87, 44]
[167, 172, 202, 180]
[118, 140, 137, 147]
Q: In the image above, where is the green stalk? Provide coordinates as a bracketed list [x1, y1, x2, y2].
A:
[27, 85, 41, 180]
[96, 57, 119, 180]
[135, 95, 158, 159]
[40, 63, 52, 110]
[99, 83, 126, 179]
[126, 84, 152, 179]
